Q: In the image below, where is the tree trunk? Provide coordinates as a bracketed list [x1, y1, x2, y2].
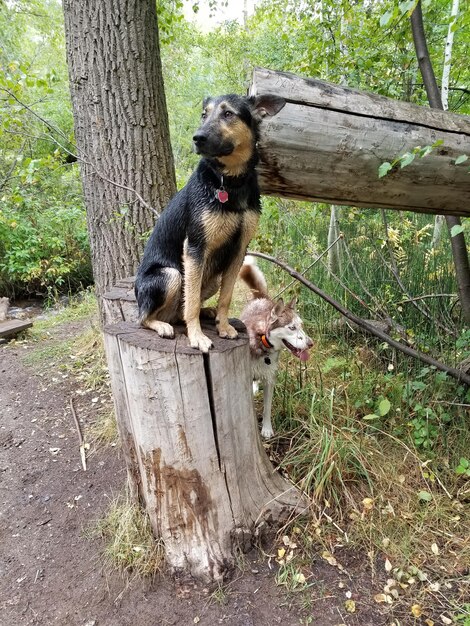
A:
[249, 67, 470, 216]
[62, 0, 176, 323]
[103, 315, 306, 583]
[432, 0, 460, 250]
[410, 1, 470, 324]
[327, 205, 342, 276]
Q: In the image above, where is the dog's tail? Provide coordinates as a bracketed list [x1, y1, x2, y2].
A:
[239, 255, 268, 299]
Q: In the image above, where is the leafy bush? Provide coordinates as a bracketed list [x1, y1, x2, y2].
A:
[0, 160, 92, 298]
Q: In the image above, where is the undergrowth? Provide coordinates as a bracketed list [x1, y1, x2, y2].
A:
[15, 263, 469, 618]
[88, 492, 164, 579]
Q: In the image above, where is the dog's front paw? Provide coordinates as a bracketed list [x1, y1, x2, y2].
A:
[188, 330, 213, 353]
[217, 322, 238, 339]
[261, 423, 274, 439]
[261, 426, 274, 439]
[144, 320, 175, 338]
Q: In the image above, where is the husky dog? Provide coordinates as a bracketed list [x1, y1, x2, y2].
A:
[239, 257, 313, 438]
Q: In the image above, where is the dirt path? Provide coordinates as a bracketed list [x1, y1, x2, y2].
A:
[0, 328, 390, 626]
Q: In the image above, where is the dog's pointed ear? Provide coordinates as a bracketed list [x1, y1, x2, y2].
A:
[270, 298, 284, 322]
[287, 296, 297, 309]
[248, 94, 286, 121]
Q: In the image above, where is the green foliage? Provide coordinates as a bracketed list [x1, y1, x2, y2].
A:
[378, 140, 444, 178]
[455, 605, 470, 625]
[0, 0, 89, 297]
[0, 160, 92, 297]
[455, 457, 470, 477]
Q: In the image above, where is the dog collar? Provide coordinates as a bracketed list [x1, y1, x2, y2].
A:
[261, 334, 273, 350]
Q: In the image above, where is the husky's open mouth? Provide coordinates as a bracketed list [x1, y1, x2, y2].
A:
[282, 339, 310, 361]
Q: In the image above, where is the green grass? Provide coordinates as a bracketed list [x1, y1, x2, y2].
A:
[89, 493, 164, 578]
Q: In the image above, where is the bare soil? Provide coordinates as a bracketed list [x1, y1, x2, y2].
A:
[0, 321, 422, 626]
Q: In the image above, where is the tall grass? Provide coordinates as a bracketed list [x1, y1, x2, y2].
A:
[251, 198, 467, 366]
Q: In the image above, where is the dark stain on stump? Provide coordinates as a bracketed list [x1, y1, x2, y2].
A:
[141, 447, 217, 541]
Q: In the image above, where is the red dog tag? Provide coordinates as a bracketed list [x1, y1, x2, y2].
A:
[217, 188, 229, 203]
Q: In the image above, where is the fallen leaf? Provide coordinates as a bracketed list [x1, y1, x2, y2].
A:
[425, 620, 435, 626]
[374, 593, 392, 604]
[194, 617, 200, 624]
[440, 615, 452, 625]
[418, 490, 432, 502]
[344, 599, 356, 613]
[362, 497, 374, 510]
[382, 537, 391, 548]
[277, 548, 286, 560]
[294, 572, 306, 585]
[385, 558, 392, 573]
[431, 542, 439, 555]
[411, 604, 423, 618]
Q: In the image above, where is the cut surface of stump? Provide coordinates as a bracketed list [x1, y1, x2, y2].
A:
[104, 319, 306, 583]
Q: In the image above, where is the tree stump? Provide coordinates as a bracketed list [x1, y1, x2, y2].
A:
[103, 313, 306, 583]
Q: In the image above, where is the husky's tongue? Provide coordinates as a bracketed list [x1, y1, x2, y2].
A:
[299, 349, 310, 362]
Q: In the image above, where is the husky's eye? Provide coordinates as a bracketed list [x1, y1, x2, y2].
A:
[224, 110, 234, 119]
[289, 325, 296, 331]
[201, 112, 207, 120]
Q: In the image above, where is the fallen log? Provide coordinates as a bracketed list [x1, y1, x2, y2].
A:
[250, 67, 470, 216]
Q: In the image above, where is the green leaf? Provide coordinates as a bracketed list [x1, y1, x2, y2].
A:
[450, 225, 464, 237]
[418, 491, 432, 502]
[380, 11, 393, 27]
[455, 466, 466, 475]
[399, 152, 415, 168]
[378, 162, 392, 178]
[459, 458, 469, 468]
[418, 145, 433, 158]
[362, 413, 380, 420]
[455, 154, 468, 165]
[378, 399, 391, 416]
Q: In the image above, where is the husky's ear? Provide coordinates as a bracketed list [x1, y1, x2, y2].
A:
[248, 94, 286, 121]
[287, 296, 297, 309]
[270, 298, 284, 322]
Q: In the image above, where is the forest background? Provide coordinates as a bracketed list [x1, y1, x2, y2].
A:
[0, 0, 469, 618]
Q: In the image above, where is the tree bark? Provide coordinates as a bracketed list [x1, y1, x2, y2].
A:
[410, 1, 470, 324]
[62, 0, 176, 323]
[327, 205, 342, 276]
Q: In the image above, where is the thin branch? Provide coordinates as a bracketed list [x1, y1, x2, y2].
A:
[1, 96, 159, 217]
[0, 139, 27, 191]
[275, 233, 343, 298]
[399, 293, 458, 304]
[341, 235, 389, 321]
[248, 251, 470, 387]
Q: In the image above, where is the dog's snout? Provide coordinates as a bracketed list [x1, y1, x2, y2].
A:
[307, 337, 314, 348]
[193, 132, 207, 145]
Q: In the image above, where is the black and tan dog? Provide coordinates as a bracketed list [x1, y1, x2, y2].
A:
[135, 93, 285, 352]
